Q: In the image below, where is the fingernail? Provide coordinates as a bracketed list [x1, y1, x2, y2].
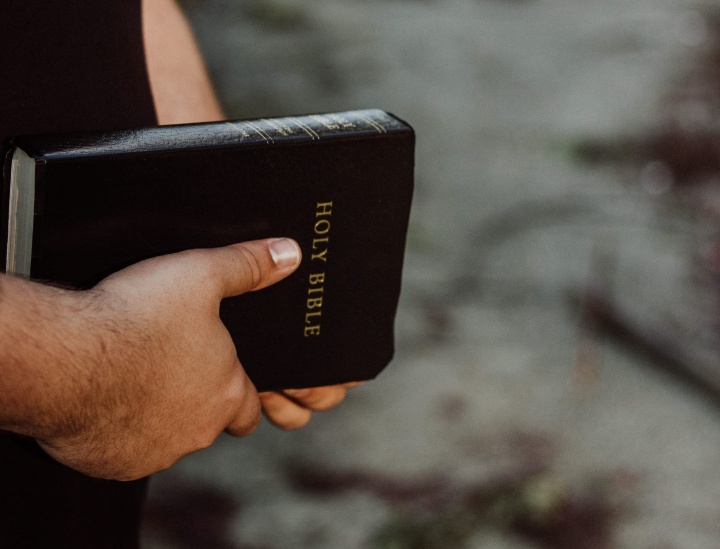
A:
[269, 238, 300, 269]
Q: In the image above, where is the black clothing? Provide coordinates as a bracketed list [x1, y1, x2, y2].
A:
[0, 2, 156, 547]
[0, 1, 156, 139]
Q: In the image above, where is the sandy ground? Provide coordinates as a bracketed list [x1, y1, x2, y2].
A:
[143, 1, 720, 547]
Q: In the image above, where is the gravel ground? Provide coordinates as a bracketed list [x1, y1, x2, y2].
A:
[143, 1, 720, 547]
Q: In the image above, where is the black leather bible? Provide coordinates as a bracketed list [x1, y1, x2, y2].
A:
[1, 109, 414, 391]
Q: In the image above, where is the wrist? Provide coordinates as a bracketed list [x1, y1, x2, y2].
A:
[0, 276, 107, 441]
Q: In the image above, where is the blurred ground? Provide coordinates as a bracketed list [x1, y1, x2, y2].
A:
[143, 1, 720, 547]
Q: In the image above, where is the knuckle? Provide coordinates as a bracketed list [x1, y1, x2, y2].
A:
[245, 398, 263, 431]
[234, 245, 264, 290]
[228, 384, 262, 436]
[231, 408, 261, 436]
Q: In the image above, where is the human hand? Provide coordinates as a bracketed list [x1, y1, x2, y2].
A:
[29, 238, 343, 480]
[260, 382, 363, 430]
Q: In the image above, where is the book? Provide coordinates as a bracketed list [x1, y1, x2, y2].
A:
[1, 109, 414, 392]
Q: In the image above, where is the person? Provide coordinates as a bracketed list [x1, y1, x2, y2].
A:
[0, 1, 353, 546]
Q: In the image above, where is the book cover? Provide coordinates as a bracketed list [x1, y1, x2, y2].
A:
[1, 109, 414, 391]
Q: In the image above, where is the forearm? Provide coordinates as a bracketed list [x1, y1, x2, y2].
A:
[0, 275, 103, 440]
[142, 0, 225, 125]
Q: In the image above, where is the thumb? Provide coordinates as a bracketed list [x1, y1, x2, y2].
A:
[211, 238, 302, 298]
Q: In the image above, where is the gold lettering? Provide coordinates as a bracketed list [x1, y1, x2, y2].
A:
[305, 311, 322, 324]
[312, 237, 329, 249]
[311, 249, 328, 262]
[316, 201, 333, 217]
[303, 204, 333, 336]
[307, 297, 323, 309]
[314, 219, 330, 234]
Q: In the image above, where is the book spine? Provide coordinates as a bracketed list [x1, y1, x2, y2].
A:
[226, 110, 403, 145]
[18, 110, 412, 160]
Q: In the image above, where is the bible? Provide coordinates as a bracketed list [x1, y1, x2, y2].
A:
[1, 109, 414, 391]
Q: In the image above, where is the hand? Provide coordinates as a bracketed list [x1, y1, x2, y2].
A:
[1, 238, 357, 481]
[30, 238, 301, 480]
[260, 382, 364, 430]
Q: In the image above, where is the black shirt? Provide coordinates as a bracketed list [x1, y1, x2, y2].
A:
[0, 2, 156, 548]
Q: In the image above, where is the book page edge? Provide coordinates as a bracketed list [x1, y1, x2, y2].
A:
[6, 148, 35, 277]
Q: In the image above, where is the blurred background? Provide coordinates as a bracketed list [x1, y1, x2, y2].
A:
[143, 0, 720, 547]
